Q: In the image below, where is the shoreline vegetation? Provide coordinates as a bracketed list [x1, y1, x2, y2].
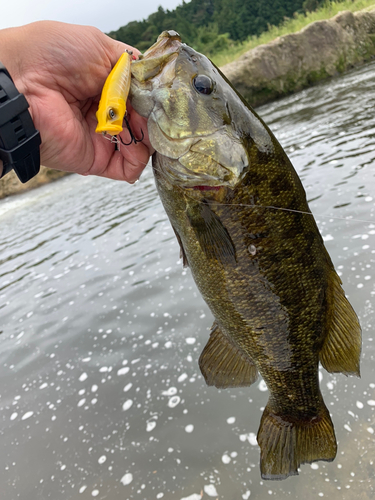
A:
[221, 7, 375, 108]
[212, 0, 375, 67]
[1, 1, 375, 199]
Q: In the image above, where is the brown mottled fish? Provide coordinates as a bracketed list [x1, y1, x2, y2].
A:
[130, 31, 361, 480]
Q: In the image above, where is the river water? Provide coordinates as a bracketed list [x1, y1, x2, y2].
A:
[0, 61, 374, 500]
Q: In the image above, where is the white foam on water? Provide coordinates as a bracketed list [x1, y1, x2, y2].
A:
[146, 421, 156, 432]
[204, 484, 218, 497]
[117, 367, 130, 376]
[120, 473, 133, 486]
[122, 400, 133, 411]
[162, 387, 177, 396]
[180, 494, 201, 500]
[21, 411, 34, 421]
[168, 396, 181, 408]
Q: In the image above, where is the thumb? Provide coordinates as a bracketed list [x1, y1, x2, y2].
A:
[103, 34, 142, 67]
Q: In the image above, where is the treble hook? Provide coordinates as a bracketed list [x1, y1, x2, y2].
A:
[119, 115, 145, 146]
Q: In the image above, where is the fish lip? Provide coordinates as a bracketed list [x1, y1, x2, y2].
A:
[131, 31, 182, 84]
[143, 30, 182, 58]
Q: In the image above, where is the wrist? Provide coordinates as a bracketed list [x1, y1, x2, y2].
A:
[0, 27, 23, 85]
[0, 54, 41, 182]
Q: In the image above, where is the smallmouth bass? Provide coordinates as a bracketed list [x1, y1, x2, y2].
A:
[130, 31, 361, 480]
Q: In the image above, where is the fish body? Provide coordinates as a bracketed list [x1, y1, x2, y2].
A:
[95, 50, 132, 136]
[130, 31, 361, 480]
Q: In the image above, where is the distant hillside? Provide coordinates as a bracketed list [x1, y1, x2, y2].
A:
[108, 0, 317, 57]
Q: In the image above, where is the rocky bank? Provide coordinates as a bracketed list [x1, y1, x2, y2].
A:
[221, 9, 375, 107]
[0, 167, 69, 200]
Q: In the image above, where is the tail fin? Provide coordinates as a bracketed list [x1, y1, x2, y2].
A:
[257, 403, 337, 480]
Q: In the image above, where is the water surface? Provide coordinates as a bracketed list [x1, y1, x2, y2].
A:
[0, 61, 375, 500]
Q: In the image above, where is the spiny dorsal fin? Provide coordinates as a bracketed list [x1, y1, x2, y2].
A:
[186, 201, 236, 266]
[199, 322, 258, 388]
[319, 271, 361, 376]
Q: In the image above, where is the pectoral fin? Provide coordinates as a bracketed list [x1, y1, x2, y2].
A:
[319, 271, 361, 376]
[186, 201, 236, 266]
[171, 224, 189, 267]
[199, 322, 258, 388]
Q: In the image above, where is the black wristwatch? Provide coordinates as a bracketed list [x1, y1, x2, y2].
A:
[0, 62, 41, 183]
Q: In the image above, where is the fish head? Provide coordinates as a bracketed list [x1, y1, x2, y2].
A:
[95, 97, 126, 136]
[131, 31, 273, 192]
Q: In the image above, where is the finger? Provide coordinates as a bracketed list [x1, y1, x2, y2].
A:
[99, 141, 150, 182]
[104, 36, 142, 69]
[122, 140, 151, 180]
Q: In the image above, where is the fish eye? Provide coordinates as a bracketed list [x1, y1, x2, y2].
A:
[108, 108, 116, 120]
[193, 75, 213, 95]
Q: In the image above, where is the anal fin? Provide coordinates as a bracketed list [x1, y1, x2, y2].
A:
[320, 271, 361, 376]
[199, 322, 258, 388]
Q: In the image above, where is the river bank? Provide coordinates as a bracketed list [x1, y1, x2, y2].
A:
[221, 9, 375, 107]
[0, 167, 69, 200]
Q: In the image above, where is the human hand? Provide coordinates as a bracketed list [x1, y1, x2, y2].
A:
[0, 21, 153, 183]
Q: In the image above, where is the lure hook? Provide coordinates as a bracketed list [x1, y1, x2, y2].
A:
[119, 115, 145, 146]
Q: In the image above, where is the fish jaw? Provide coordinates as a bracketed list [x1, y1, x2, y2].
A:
[130, 32, 251, 190]
[132, 30, 182, 83]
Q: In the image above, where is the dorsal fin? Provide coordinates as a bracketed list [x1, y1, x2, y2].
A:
[319, 271, 361, 376]
[199, 322, 258, 388]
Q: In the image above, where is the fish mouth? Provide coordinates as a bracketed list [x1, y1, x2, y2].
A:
[192, 185, 222, 191]
[131, 31, 182, 83]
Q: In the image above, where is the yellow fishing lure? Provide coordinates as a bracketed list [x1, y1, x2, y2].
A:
[95, 50, 132, 136]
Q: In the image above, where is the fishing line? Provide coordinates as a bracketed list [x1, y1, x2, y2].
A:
[101, 136, 375, 226]
[181, 188, 375, 225]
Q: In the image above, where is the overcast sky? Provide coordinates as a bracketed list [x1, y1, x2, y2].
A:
[1, 0, 184, 33]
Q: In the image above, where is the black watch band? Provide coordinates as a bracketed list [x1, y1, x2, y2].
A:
[0, 61, 41, 183]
